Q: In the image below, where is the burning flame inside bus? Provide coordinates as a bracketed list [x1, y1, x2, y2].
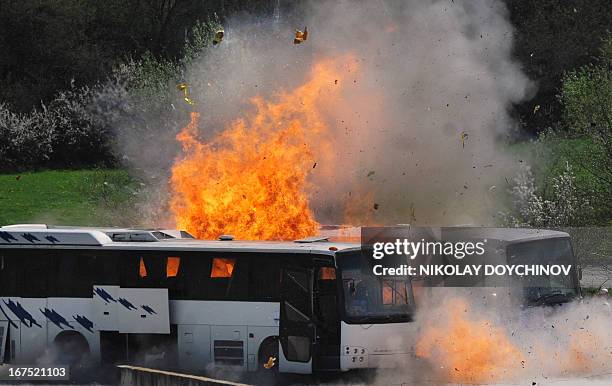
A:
[170, 56, 357, 240]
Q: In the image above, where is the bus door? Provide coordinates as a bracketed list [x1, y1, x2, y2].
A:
[0, 320, 8, 363]
[279, 266, 314, 374]
[312, 265, 340, 370]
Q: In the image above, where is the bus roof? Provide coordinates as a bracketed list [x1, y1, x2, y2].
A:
[0, 224, 360, 255]
[0, 224, 570, 252]
[441, 226, 570, 243]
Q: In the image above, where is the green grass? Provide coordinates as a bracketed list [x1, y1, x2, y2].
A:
[510, 137, 593, 184]
[0, 169, 140, 227]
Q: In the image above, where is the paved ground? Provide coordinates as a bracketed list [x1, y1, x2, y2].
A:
[310, 373, 612, 385]
[4, 372, 612, 385]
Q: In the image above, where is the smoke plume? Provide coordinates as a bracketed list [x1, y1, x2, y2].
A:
[116, 0, 531, 228]
[411, 291, 612, 385]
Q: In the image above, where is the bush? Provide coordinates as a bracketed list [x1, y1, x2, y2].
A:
[503, 162, 593, 227]
[0, 103, 53, 169]
[0, 19, 219, 172]
[561, 64, 611, 135]
[0, 85, 116, 171]
[47, 85, 115, 168]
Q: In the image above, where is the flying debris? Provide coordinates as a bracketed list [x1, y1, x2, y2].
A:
[294, 26, 308, 44]
[263, 356, 277, 369]
[460, 131, 469, 148]
[177, 82, 195, 105]
[212, 29, 224, 45]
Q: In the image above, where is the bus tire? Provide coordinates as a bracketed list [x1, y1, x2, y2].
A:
[52, 331, 90, 367]
[258, 336, 279, 372]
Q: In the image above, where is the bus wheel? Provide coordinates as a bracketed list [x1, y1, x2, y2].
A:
[53, 331, 90, 367]
[258, 336, 279, 372]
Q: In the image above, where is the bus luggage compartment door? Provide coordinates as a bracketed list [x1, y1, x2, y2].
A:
[117, 288, 170, 334]
[93, 285, 119, 331]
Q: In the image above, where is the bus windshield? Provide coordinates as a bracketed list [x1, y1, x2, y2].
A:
[507, 238, 579, 305]
[336, 251, 414, 324]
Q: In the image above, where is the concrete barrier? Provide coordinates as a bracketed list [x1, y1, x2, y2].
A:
[118, 365, 252, 386]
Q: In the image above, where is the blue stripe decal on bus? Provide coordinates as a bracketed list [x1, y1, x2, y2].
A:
[141, 305, 157, 315]
[40, 308, 73, 330]
[3, 299, 42, 328]
[74, 315, 94, 332]
[0, 304, 19, 329]
[93, 287, 116, 303]
[117, 298, 137, 311]
[0, 232, 18, 243]
[21, 233, 40, 243]
[45, 235, 60, 243]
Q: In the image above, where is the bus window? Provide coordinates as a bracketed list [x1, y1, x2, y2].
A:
[166, 257, 180, 278]
[53, 253, 97, 297]
[21, 251, 51, 298]
[170, 254, 210, 300]
[318, 267, 336, 280]
[211, 257, 235, 278]
[507, 238, 579, 304]
[209, 257, 248, 300]
[382, 281, 393, 304]
[121, 254, 166, 288]
[139, 257, 147, 278]
[0, 252, 20, 296]
[249, 257, 280, 301]
[382, 280, 408, 305]
[47, 251, 118, 296]
[337, 251, 414, 323]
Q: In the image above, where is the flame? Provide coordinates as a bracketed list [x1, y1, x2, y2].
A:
[170, 57, 356, 240]
[416, 298, 524, 383]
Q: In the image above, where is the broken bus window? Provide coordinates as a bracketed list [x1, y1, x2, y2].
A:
[166, 257, 180, 277]
[211, 257, 236, 278]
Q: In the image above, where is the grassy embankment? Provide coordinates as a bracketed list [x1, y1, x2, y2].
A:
[0, 169, 139, 226]
[0, 137, 603, 226]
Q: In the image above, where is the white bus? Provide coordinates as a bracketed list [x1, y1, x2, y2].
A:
[0, 224, 415, 378]
[414, 227, 582, 307]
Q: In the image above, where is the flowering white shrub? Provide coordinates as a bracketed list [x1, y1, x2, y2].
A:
[0, 19, 219, 171]
[0, 103, 54, 169]
[504, 162, 591, 227]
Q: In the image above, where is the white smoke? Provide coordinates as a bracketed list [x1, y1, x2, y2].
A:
[117, 0, 532, 227]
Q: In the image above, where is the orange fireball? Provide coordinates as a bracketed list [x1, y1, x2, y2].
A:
[416, 298, 524, 383]
[170, 56, 357, 240]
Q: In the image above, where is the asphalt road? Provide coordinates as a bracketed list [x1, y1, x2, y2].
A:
[4, 373, 612, 386]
